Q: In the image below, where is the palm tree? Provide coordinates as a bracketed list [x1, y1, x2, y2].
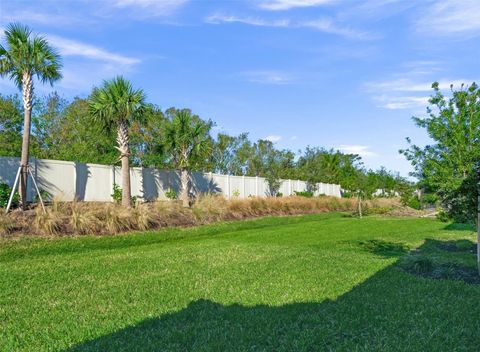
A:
[164, 109, 212, 207]
[89, 76, 146, 208]
[0, 23, 62, 209]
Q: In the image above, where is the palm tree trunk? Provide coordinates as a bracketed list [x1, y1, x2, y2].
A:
[117, 120, 131, 208]
[19, 72, 33, 210]
[180, 168, 189, 207]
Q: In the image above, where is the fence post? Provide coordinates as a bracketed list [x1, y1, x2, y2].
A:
[226, 174, 230, 199]
[242, 175, 246, 198]
[255, 176, 259, 197]
[111, 165, 116, 202]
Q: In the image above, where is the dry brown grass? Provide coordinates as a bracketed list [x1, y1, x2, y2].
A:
[0, 212, 14, 235]
[34, 206, 63, 236]
[0, 195, 415, 237]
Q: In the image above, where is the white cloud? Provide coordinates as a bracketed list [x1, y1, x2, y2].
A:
[111, 0, 189, 16]
[205, 13, 374, 40]
[365, 78, 477, 110]
[365, 78, 472, 93]
[264, 135, 282, 142]
[47, 35, 140, 66]
[205, 14, 290, 27]
[0, 10, 83, 27]
[241, 70, 294, 85]
[336, 145, 378, 157]
[301, 18, 376, 40]
[258, 0, 335, 11]
[415, 0, 480, 36]
[373, 95, 430, 110]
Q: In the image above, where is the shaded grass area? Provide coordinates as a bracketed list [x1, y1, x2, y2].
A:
[0, 214, 479, 351]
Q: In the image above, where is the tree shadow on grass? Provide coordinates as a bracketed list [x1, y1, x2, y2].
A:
[443, 223, 475, 231]
[65, 239, 480, 352]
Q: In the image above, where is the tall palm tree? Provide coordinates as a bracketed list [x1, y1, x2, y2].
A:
[89, 76, 146, 208]
[0, 23, 62, 209]
[164, 109, 212, 207]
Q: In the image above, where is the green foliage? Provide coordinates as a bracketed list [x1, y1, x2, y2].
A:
[163, 108, 213, 171]
[436, 209, 451, 222]
[407, 196, 421, 210]
[111, 183, 138, 204]
[294, 191, 314, 198]
[89, 76, 146, 133]
[401, 82, 480, 223]
[34, 189, 51, 203]
[0, 94, 24, 157]
[0, 23, 62, 88]
[111, 183, 122, 203]
[165, 188, 178, 200]
[232, 189, 240, 198]
[0, 182, 18, 208]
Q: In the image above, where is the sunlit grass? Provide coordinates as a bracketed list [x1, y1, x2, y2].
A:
[0, 213, 478, 351]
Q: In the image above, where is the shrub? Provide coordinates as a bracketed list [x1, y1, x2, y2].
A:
[165, 188, 178, 200]
[111, 183, 122, 203]
[0, 182, 19, 208]
[294, 191, 313, 198]
[34, 189, 52, 203]
[436, 209, 451, 222]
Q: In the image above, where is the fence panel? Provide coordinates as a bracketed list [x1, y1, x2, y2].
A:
[0, 157, 341, 202]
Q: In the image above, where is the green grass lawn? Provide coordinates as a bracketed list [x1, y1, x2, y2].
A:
[1, 213, 479, 351]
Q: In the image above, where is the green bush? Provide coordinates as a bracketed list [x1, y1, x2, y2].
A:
[165, 188, 178, 200]
[436, 209, 451, 222]
[401, 192, 421, 210]
[294, 191, 314, 198]
[111, 183, 122, 203]
[0, 182, 19, 208]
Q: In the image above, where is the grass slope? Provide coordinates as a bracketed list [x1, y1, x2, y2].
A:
[0, 213, 478, 351]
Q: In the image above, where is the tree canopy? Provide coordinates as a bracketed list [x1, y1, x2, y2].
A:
[401, 82, 480, 222]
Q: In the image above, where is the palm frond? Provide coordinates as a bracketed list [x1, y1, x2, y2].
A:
[89, 76, 146, 132]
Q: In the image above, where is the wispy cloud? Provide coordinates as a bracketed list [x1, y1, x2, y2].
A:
[241, 70, 294, 85]
[0, 10, 86, 27]
[365, 77, 476, 110]
[47, 35, 140, 66]
[415, 0, 480, 36]
[372, 95, 430, 110]
[264, 135, 282, 142]
[258, 0, 335, 11]
[205, 14, 290, 27]
[205, 13, 375, 40]
[110, 0, 190, 16]
[300, 18, 376, 39]
[336, 145, 378, 157]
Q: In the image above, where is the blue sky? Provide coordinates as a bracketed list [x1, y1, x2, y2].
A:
[1, 0, 479, 177]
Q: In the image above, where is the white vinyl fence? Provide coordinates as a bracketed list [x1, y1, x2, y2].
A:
[0, 157, 341, 202]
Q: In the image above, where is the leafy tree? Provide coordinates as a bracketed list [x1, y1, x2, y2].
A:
[401, 82, 480, 223]
[163, 108, 213, 207]
[211, 132, 250, 175]
[89, 76, 146, 208]
[0, 23, 62, 208]
[129, 103, 167, 168]
[0, 94, 24, 157]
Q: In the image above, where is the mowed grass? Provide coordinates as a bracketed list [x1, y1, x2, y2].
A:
[0, 213, 479, 351]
